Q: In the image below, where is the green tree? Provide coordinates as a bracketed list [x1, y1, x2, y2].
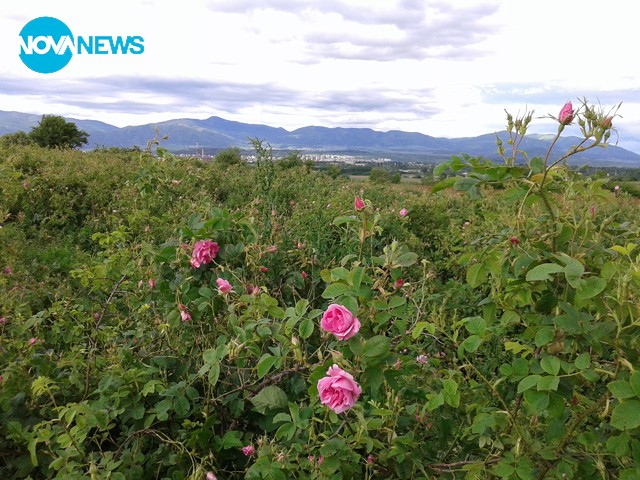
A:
[369, 166, 390, 184]
[215, 147, 244, 166]
[28, 115, 89, 149]
[0, 130, 33, 147]
[276, 151, 303, 170]
[327, 164, 342, 179]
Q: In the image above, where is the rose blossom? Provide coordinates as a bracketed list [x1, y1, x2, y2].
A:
[242, 445, 255, 456]
[354, 196, 365, 211]
[190, 240, 219, 268]
[320, 304, 361, 341]
[317, 364, 362, 414]
[29, 337, 37, 346]
[216, 278, 233, 295]
[559, 101, 574, 125]
[399, 208, 408, 217]
[179, 304, 191, 322]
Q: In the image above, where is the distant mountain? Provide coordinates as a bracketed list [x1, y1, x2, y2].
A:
[1, 110, 639, 166]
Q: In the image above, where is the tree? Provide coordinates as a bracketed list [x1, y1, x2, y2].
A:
[369, 167, 390, 184]
[276, 151, 303, 170]
[0, 130, 33, 147]
[215, 147, 244, 166]
[28, 115, 89, 149]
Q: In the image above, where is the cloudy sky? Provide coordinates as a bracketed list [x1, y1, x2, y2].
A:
[2, 0, 640, 153]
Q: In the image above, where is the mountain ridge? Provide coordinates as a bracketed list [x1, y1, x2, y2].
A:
[1, 110, 638, 166]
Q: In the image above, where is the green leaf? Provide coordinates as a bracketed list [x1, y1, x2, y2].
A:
[536, 375, 559, 391]
[562, 256, 585, 289]
[465, 317, 486, 336]
[394, 252, 418, 268]
[526, 263, 564, 282]
[630, 372, 640, 398]
[524, 390, 550, 414]
[518, 375, 542, 394]
[540, 356, 561, 376]
[173, 396, 190, 416]
[256, 354, 277, 379]
[574, 352, 591, 370]
[208, 363, 220, 386]
[412, 321, 436, 339]
[608, 380, 637, 400]
[298, 317, 314, 339]
[466, 263, 488, 288]
[611, 400, 640, 430]
[431, 177, 458, 193]
[453, 177, 480, 191]
[222, 431, 244, 449]
[249, 385, 289, 414]
[362, 335, 391, 360]
[606, 433, 630, 457]
[534, 326, 556, 347]
[332, 215, 358, 226]
[575, 276, 607, 300]
[461, 335, 483, 352]
[321, 282, 350, 299]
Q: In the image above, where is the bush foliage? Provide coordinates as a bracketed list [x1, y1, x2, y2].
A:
[1, 100, 640, 480]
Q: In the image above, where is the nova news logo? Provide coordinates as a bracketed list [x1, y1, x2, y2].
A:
[19, 16, 144, 74]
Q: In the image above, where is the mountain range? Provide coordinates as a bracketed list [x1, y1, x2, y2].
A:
[1, 110, 639, 166]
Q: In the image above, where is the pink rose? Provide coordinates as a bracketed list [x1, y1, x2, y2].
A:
[148, 279, 155, 289]
[242, 445, 255, 456]
[206, 473, 217, 480]
[29, 337, 37, 346]
[320, 304, 361, 341]
[216, 278, 233, 295]
[354, 196, 365, 211]
[317, 364, 362, 414]
[399, 208, 408, 217]
[190, 240, 219, 268]
[179, 304, 191, 322]
[559, 101, 574, 125]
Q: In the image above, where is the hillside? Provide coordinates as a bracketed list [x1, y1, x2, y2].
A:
[1, 110, 639, 166]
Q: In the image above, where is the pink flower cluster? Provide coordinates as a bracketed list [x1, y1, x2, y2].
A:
[190, 240, 219, 268]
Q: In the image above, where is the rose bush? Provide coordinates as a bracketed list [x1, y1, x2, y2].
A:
[1, 98, 638, 480]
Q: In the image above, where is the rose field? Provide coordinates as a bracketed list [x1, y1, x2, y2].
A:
[1, 100, 640, 479]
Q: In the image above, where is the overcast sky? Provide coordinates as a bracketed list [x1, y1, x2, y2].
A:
[2, 0, 640, 153]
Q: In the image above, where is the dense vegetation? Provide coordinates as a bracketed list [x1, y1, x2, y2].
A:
[1, 99, 640, 480]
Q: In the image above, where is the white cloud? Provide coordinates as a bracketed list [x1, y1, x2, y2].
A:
[1, 0, 639, 153]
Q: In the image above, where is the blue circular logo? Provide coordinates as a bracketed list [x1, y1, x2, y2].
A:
[19, 17, 74, 74]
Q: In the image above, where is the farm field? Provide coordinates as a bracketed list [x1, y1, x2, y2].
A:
[1, 107, 640, 479]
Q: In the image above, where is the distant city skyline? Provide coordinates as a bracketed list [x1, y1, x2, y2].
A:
[2, 0, 640, 154]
